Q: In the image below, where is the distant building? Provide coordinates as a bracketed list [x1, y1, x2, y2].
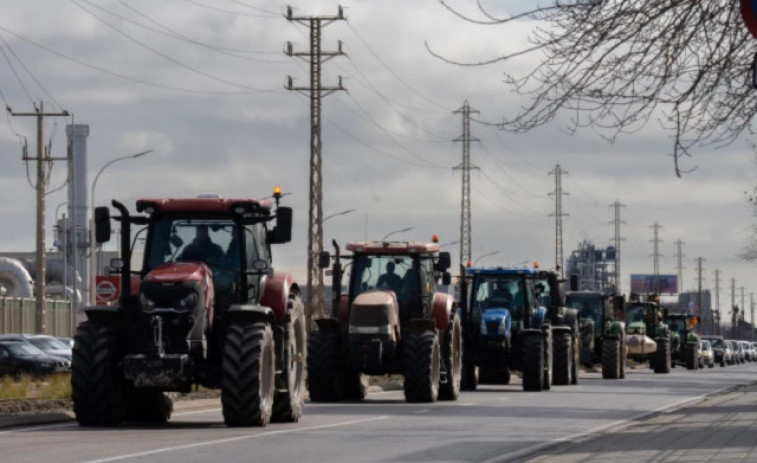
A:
[565, 240, 617, 293]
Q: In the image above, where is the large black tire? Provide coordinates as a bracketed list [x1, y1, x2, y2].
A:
[306, 330, 343, 402]
[552, 329, 571, 386]
[403, 330, 440, 403]
[542, 326, 552, 391]
[461, 339, 478, 391]
[439, 316, 462, 401]
[72, 321, 124, 426]
[601, 338, 621, 379]
[686, 343, 699, 370]
[720, 356, 726, 367]
[522, 332, 544, 392]
[221, 322, 275, 426]
[564, 309, 580, 385]
[123, 389, 173, 423]
[272, 294, 307, 422]
[342, 370, 368, 400]
[619, 338, 627, 379]
[653, 336, 671, 374]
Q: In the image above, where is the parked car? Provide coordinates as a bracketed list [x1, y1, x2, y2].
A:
[739, 340, 753, 362]
[698, 339, 715, 368]
[727, 340, 745, 364]
[56, 337, 74, 349]
[0, 340, 71, 378]
[702, 335, 728, 367]
[0, 334, 71, 361]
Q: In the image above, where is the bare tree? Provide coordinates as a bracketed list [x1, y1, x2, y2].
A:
[429, 0, 756, 177]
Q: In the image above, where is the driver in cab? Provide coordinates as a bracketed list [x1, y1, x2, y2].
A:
[180, 225, 225, 264]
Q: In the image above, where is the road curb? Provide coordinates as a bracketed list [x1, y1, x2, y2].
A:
[489, 380, 755, 463]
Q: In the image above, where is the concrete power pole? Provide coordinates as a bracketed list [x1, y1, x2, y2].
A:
[9, 102, 69, 333]
[731, 278, 737, 337]
[609, 200, 625, 294]
[696, 257, 704, 333]
[286, 6, 345, 325]
[548, 165, 568, 277]
[650, 223, 663, 294]
[453, 101, 479, 269]
[674, 239, 685, 295]
[751, 293, 755, 341]
[714, 269, 721, 334]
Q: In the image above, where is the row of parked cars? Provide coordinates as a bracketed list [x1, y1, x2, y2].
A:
[699, 336, 757, 368]
[0, 334, 73, 378]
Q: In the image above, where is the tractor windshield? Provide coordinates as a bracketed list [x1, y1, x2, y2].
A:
[625, 304, 647, 325]
[146, 218, 240, 295]
[667, 317, 687, 338]
[351, 254, 420, 306]
[566, 294, 604, 328]
[470, 275, 530, 321]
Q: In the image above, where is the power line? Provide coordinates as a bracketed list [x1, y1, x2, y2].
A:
[175, 0, 277, 17]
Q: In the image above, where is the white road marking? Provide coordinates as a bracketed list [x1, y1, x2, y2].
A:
[79, 416, 390, 463]
[413, 409, 430, 414]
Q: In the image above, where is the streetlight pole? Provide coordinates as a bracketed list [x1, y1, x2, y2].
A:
[89, 150, 153, 304]
[323, 208, 356, 223]
[381, 227, 414, 242]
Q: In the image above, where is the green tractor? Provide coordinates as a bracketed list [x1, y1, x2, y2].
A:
[624, 297, 671, 374]
[564, 291, 627, 380]
[664, 312, 700, 370]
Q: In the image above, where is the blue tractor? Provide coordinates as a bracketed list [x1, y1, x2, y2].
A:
[459, 266, 578, 391]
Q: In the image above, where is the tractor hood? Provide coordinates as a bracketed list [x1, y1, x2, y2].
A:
[349, 290, 399, 340]
[145, 262, 210, 284]
[480, 308, 511, 336]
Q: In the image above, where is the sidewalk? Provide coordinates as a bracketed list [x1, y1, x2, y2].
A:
[519, 383, 757, 463]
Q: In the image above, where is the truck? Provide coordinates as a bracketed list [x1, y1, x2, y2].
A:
[564, 291, 627, 379]
[664, 312, 700, 370]
[72, 191, 305, 427]
[624, 297, 671, 374]
[458, 266, 578, 392]
[307, 238, 461, 403]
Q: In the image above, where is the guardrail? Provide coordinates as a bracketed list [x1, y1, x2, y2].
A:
[0, 297, 74, 337]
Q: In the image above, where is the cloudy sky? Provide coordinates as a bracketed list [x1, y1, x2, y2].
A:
[0, 0, 755, 320]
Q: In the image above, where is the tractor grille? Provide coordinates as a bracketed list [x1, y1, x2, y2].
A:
[486, 320, 500, 335]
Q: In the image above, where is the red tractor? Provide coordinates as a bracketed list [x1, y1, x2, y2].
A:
[307, 238, 461, 403]
[72, 191, 305, 427]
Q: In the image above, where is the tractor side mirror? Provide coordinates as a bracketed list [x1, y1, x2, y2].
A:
[442, 271, 451, 286]
[269, 207, 292, 244]
[94, 206, 112, 243]
[435, 252, 451, 271]
[318, 251, 331, 269]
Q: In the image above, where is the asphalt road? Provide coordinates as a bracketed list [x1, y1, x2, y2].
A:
[2, 362, 756, 463]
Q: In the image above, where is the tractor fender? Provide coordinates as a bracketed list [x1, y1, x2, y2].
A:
[261, 271, 296, 323]
[81, 304, 121, 323]
[226, 304, 276, 325]
[432, 292, 454, 331]
[606, 320, 625, 337]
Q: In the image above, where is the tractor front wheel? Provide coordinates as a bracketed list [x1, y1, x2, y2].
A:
[272, 293, 307, 422]
[439, 316, 462, 401]
[552, 328, 572, 386]
[221, 322, 275, 426]
[404, 330, 440, 403]
[307, 330, 344, 402]
[686, 343, 699, 370]
[653, 336, 671, 374]
[522, 332, 544, 392]
[601, 338, 621, 380]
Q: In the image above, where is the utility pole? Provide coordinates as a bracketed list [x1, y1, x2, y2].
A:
[696, 257, 704, 333]
[674, 239, 685, 295]
[285, 6, 345, 326]
[453, 101, 479, 269]
[751, 293, 755, 341]
[650, 223, 663, 294]
[731, 278, 737, 337]
[714, 269, 721, 335]
[609, 200, 625, 293]
[548, 165, 568, 277]
[9, 102, 69, 333]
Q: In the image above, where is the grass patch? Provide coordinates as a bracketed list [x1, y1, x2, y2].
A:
[0, 374, 71, 400]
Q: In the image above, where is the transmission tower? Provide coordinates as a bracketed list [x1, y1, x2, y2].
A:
[649, 222, 663, 293]
[286, 6, 346, 325]
[548, 165, 568, 277]
[674, 239, 685, 293]
[453, 101, 479, 268]
[9, 102, 69, 333]
[608, 200, 625, 293]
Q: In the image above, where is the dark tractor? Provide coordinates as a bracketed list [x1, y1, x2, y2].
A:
[624, 297, 672, 374]
[565, 291, 627, 380]
[664, 312, 700, 370]
[459, 266, 578, 392]
[72, 191, 306, 427]
[308, 238, 461, 403]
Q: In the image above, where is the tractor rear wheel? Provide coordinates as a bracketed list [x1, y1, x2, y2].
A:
[272, 294, 307, 422]
[221, 322, 275, 426]
[72, 321, 124, 426]
[686, 343, 699, 370]
[439, 316, 462, 401]
[522, 332, 544, 392]
[307, 330, 343, 402]
[552, 328, 572, 386]
[601, 338, 621, 379]
[542, 326, 552, 391]
[653, 336, 671, 374]
[342, 371, 368, 400]
[403, 330, 440, 403]
[619, 338, 627, 379]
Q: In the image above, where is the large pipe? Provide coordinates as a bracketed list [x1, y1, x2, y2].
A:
[0, 257, 34, 298]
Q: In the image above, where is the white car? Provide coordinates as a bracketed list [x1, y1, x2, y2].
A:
[698, 339, 715, 368]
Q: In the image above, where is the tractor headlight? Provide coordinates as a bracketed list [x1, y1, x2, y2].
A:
[140, 293, 156, 312]
[178, 292, 198, 310]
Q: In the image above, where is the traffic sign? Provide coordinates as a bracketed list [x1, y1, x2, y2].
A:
[95, 276, 120, 304]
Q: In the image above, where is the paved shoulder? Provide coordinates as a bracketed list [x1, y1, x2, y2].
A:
[520, 382, 757, 463]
